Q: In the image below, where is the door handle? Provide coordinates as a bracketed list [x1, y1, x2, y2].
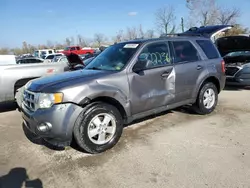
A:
[161, 72, 170, 77]
[197, 65, 203, 70]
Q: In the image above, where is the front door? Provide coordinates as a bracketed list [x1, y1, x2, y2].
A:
[170, 40, 204, 102]
[128, 41, 175, 115]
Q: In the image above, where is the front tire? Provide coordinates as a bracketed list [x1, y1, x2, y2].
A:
[193, 82, 218, 115]
[73, 102, 123, 154]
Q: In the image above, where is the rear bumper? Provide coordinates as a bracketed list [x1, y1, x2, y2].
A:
[21, 102, 83, 147]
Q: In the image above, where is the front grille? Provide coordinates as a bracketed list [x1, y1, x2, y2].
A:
[225, 67, 240, 76]
[23, 90, 37, 111]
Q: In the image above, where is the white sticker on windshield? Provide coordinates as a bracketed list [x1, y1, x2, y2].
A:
[123, 44, 139, 48]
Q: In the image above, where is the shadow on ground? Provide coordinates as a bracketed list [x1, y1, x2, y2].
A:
[21, 104, 199, 154]
[22, 123, 65, 152]
[0, 167, 43, 188]
[0, 102, 17, 113]
[224, 85, 250, 91]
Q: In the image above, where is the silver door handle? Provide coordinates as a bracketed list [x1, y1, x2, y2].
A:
[197, 65, 203, 70]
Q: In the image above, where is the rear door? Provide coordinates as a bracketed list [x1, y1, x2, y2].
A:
[170, 40, 204, 102]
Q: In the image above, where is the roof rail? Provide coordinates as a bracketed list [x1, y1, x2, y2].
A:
[159, 33, 204, 38]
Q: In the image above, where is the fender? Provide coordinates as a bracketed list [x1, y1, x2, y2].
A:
[192, 73, 220, 99]
[75, 83, 131, 117]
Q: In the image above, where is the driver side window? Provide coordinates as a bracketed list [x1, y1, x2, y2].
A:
[137, 42, 171, 70]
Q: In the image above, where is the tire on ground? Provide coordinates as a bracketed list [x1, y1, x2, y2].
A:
[193, 82, 218, 115]
[73, 102, 123, 154]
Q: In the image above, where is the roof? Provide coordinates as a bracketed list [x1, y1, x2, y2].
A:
[117, 35, 208, 45]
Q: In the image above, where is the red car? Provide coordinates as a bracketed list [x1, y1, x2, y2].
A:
[62, 46, 94, 55]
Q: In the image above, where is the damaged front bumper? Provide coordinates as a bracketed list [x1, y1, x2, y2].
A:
[21, 102, 83, 147]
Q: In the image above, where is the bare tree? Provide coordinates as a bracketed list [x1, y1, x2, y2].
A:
[65, 38, 71, 46]
[138, 24, 144, 38]
[94, 33, 105, 47]
[113, 30, 124, 43]
[223, 24, 249, 36]
[126, 27, 138, 40]
[77, 35, 88, 47]
[155, 5, 176, 34]
[46, 40, 54, 48]
[0, 48, 10, 55]
[145, 29, 155, 38]
[70, 37, 75, 46]
[186, 0, 219, 26]
[217, 7, 240, 25]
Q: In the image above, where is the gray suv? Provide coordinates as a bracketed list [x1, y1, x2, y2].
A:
[20, 36, 226, 154]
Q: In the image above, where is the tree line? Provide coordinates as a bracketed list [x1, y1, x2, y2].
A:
[0, 0, 248, 55]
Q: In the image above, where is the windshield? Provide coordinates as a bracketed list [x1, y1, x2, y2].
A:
[64, 47, 70, 51]
[34, 51, 39, 57]
[85, 42, 141, 71]
[52, 56, 61, 62]
[224, 51, 250, 57]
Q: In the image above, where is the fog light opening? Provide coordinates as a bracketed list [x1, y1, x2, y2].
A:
[38, 122, 52, 132]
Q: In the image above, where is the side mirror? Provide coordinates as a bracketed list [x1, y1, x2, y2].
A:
[132, 53, 148, 73]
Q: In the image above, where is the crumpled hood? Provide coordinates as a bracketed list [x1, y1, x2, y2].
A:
[27, 69, 113, 92]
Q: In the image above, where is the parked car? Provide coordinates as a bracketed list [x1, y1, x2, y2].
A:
[16, 57, 44, 64]
[51, 56, 69, 64]
[79, 53, 94, 61]
[0, 53, 85, 104]
[216, 36, 250, 86]
[62, 46, 94, 55]
[19, 35, 226, 154]
[34, 49, 56, 59]
[0, 55, 16, 65]
[44, 53, 64, 63]
[181, 25, 250, 86]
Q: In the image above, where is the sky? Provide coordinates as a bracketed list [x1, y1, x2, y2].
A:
[0, 0, 250, 48]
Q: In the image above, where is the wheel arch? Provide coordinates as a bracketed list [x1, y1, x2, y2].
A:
[79, 96, 128, 121]
[14, 77, 39, 94]
[194, 76, 221, 99]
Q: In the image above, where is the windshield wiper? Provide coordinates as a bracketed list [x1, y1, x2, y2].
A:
[86, 67, 104, 70]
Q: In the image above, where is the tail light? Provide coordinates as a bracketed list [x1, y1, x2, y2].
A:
[221, 60, 225, 73]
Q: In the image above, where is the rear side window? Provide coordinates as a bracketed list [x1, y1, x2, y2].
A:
[172, 41, 200, 63]
[196, 40, 220, 59]
[48, 50, 53, 54]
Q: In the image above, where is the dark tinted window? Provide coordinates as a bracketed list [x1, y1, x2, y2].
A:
[48, 50, 53, 54]
[26, 58, 43, 63]
[172, 41, 200, 63]
[196, 40, 220, 59]
[137, 42, 171, 69]
[76, 47, 80, 50]
[46, 55, 55, 59]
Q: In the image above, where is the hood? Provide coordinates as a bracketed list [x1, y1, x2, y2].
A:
[27, 69, 113, 92]
[181, 25, 233, 39]
[63, 52, 84, 67]
[215, 35, 250, 57]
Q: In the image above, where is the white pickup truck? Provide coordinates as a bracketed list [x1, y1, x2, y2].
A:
[0, 53, 84, 104]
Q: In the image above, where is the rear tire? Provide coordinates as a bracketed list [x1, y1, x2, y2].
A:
[193, 82, 218, 115]
[73, 102, 123, 154]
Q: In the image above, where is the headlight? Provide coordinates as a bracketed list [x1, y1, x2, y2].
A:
[38, 93, 63, 108]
